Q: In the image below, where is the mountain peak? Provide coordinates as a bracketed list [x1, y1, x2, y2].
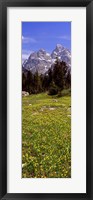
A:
[38, 48, 46, 53]
[56, 44, 63, 50]
[22, 44, 71, 74]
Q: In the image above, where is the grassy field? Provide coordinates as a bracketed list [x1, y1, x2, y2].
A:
[22, 91, 71, 178]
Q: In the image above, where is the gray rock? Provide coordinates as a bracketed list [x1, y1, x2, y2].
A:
[22, 44, 71, 75]
[22, 91, 29, 96]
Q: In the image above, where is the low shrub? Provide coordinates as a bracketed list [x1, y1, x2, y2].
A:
[48, 82, 58, 95]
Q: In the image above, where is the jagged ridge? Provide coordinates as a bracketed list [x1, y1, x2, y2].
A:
[22, 44, 71, 74]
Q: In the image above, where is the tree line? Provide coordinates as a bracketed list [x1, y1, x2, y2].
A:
[22, 59, 71, 95]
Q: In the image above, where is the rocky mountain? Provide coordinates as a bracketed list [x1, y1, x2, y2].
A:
[22, 44, 71, 74]
[51, 44, 71, 70]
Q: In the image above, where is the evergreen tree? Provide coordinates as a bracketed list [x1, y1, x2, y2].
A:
[42, 74, 49, 91]
[48, 68, 53, 86]
[22, 57, 70, 95]
[22, 72, 26, 91]
[48, 81, 58, 95]
[53, 59, 64, 91]
[61, 61, 68, 88]
[66, 70, 71, 88]
[34, 71, 42, 93]
[53, 59, 68, 91]
[26, 71, 33, 94]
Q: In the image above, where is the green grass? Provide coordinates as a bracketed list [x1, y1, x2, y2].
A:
[22, 91, 71, 178]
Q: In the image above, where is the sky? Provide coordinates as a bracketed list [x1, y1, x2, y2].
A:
[22, 22, 71, 62]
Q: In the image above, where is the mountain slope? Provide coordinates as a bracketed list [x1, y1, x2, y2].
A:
[22, 44, 71, 74]
[51, 44, 71, 69]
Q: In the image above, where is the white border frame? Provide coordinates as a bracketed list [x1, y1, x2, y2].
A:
[7, 7, 86, 193]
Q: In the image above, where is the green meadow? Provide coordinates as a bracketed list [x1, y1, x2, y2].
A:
[22, 91, 71, 178]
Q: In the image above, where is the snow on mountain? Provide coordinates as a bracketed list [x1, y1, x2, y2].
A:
[22, 44, 71, 74]
[51, 44, 71, 69]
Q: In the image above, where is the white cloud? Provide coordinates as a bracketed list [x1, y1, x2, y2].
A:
[57, 35, 71, 40]
[22, 50, 33, 63]
[22, 35, 37, 43]
[22, 54, 29, 62]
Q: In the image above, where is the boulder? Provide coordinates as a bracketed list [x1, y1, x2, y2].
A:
[22, 91, 29, 96]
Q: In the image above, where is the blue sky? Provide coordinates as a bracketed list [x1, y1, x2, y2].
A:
[22, 22, 71, 62]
